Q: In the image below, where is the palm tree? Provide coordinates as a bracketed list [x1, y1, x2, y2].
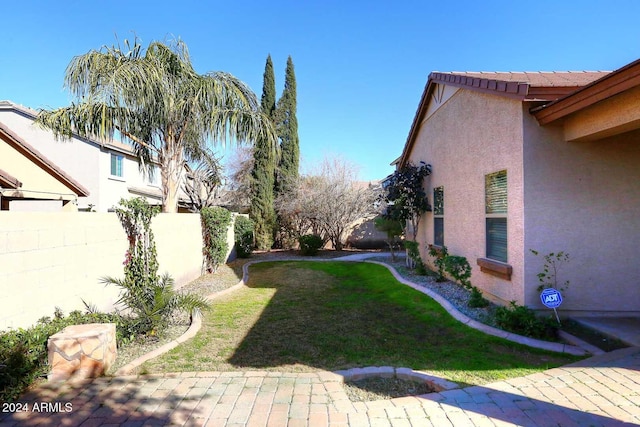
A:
[37, 38, 276, 213]
[182, 148, 225, 212]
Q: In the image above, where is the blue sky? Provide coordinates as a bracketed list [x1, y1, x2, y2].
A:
[3, 1, 640, 181]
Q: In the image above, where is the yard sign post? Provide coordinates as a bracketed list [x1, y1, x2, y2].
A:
[540, 288, 563, 325]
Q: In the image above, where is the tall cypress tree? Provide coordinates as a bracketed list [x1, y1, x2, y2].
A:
[275, 56, 300, 195]
[249, 55, 277, 250]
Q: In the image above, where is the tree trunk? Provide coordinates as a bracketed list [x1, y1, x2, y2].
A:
[161, 139, 184, 213]
[163, 176, 179, 213]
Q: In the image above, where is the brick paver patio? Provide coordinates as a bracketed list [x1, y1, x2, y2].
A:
[2, 347, 640, 426]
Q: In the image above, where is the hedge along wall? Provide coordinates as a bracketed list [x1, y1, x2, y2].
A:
[0, 211, 236, 330]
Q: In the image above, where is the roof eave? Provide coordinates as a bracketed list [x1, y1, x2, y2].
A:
[430, 72, 530, 100]
[398, 73, 538, 168]
[398, 78, 435, 168]
[533, 59, 640, 125]
[0, 168, 22, 189]
[0, 122, 90, 197]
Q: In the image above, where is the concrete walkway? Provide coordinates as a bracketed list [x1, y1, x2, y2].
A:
[3, 253, 640, 426]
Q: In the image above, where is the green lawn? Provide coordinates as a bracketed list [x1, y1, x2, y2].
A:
[142, 261, 583, 386]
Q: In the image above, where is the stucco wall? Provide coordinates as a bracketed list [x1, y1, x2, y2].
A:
[523, 119, 640, 315]
[98, 148, 161, 211]
[0, 109, 101, 209]
[0, 135, 80, 208]
[407, 89, 526, 304]
[0, 212, 212, 330]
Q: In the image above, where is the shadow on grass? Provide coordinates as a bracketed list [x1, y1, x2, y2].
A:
[227, 261, 578, 385]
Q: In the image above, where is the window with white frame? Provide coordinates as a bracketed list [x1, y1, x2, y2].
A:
[110, 153, 123, 178]
[147, 165, 160, 186]
[485, 170, 507, 262]
[433, 186, 444, 246]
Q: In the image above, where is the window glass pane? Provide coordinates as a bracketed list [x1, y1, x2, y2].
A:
[485, 170, 507, 214]
[149, 166, 159, 185]
[111, 154, 123, 177]
[433, 186, 444, 215]
[434, 217, 444, 246]
[486, 218, 507, 262]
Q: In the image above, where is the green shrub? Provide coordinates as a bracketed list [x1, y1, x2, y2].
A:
[201, 207, 233, 272]
[468, 286, 489, 308]
[404, 241, 428, 275]
[443, 255, 472, 288]
[115, 198, 160, 292]
[101, 274, 208, 337]
[530, 249, 571, 292]
[373, 216, 403, 260]
[495, 302, 558, 340]
[298, 234, 324, 256]
[443, 253, 489, 308]
[427, 245, 448, 281]
[415, 262, 427, 275]
[0, 309, 140, 403]
[234, 216, 255, 258]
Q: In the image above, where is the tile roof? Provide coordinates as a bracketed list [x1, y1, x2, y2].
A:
[533, 58, 640, 124]
[444, 71, 610, 87]
[398, 69, 614, 167]
[429, 71, 611, 101]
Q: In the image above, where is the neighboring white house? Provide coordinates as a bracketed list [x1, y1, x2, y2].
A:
[0, 101, 162, 212]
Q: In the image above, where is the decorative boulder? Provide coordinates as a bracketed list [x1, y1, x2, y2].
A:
[47, 323, 117, 381]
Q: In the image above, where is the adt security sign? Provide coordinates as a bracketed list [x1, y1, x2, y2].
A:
[540, 288, 563, 309]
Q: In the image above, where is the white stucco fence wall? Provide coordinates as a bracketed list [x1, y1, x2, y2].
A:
[0, 211, 236, 330]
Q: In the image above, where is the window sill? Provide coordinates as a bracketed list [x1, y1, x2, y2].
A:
[477, 258, 512, 280]
[108, 175, 125, 182]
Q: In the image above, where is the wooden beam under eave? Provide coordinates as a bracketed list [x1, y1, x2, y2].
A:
[562, 84, 640, 142]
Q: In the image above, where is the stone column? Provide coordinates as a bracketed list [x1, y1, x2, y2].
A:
[47, 323, 117, 381]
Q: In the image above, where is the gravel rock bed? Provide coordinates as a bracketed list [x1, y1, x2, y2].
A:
[107, 323, 189, 375]
[178, 271, 236, 297]
[343, 377, 435, 402]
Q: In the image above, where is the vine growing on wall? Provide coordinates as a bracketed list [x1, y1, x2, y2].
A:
[200, 207, 233, 273]
[116, 198, 160, 290]
[102, 197, 208, 336]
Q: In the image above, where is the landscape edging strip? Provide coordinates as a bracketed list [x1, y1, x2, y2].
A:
[114, 255, 594, 377]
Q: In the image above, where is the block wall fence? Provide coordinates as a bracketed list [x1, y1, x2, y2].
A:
[0, 212, 237, 330]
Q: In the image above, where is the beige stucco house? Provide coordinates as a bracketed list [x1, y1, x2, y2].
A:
[0, 121, 89, 211]
[0, 101, 163, 212]
[399, 59, 640, 316]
